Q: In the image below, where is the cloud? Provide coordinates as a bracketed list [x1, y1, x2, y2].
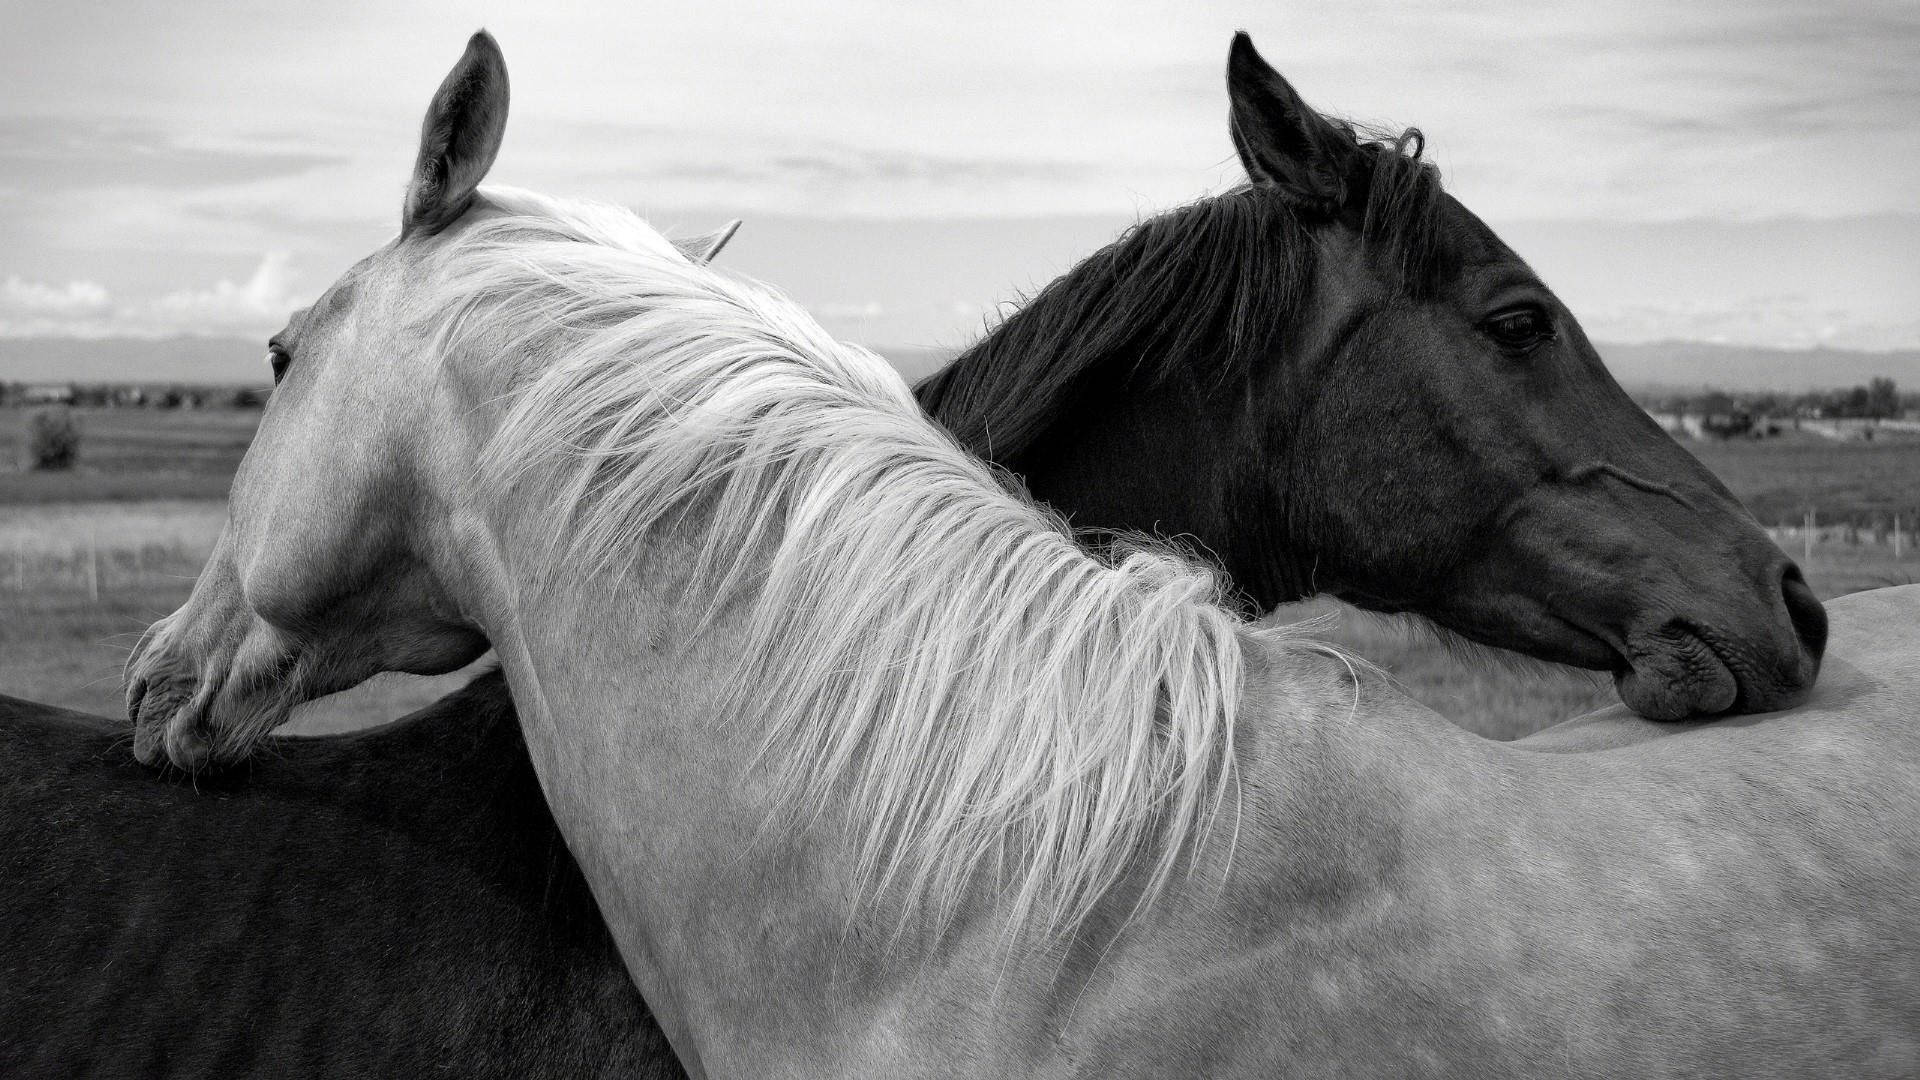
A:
[2, 275, 112, 316]
[0, 117, 344, 192]
[0, 252, 297, 339]
[143, 252, 298, 334]
[1580, 294, 1920, 353]
[1, 1, 1916, 350]
[815, 300, 884, 321]
[561, 127, 1135, 219]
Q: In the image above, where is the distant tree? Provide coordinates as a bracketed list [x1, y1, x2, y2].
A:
[1697, 391, 1737, 417]
[1867, 377, 1899, 419]
[24, 407, 80, 470]
[1827, 385, 1870, 418]
[1702, 411, 1753, 439]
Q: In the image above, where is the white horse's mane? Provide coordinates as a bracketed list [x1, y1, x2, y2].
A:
[437, 186, 1284, 935]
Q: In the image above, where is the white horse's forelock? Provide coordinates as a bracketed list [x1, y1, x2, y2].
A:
[437, 185, 1291, 937]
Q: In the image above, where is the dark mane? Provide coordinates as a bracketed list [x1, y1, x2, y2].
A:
[915, 129, 1444, 460]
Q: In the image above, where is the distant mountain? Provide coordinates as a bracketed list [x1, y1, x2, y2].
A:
[0, 335, 265, 385]
[891, 342, 1920, 393]
[1599, 341, 1920, 394]
[2, 335, 1917, 394]
[874, 346, 955, 383]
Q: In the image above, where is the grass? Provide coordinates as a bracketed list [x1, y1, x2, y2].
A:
[0, 407, 257, 503]
[0, 574, 491, 736]
[6, 496, 1902, 742]
[1684, 430, 1920, 526]
[1266, 600, 1619, 741]
[2, 542, 1616, 741]
[2, 409, 1914, 740]
[0, 498, 485, 735]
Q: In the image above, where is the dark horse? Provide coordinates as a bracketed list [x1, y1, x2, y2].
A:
[5, 33, 1820, 1077]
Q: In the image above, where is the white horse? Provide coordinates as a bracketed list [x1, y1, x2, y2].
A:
[130, 32, 1920, 1078]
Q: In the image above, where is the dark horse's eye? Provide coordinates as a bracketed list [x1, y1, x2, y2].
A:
[267, 344, 292, 385]
[1481, 307, 1554, 354]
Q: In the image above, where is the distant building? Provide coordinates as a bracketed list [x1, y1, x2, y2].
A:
[1800, 417, 1920, 441]
[19, 384, 75, 405]
[1646, 410, 1706, 439]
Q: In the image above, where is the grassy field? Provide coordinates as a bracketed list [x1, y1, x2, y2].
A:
[0, 407, 255, 503]
[2, 407, 1916, 741]
[0, 570, 487, 736]
[1688, 429, 1920, 526]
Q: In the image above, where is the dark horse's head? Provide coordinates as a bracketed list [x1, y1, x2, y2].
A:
[918, 33, 1823, 720]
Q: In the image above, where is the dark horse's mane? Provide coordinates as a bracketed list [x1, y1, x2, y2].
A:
[916, 130, 1445, 459]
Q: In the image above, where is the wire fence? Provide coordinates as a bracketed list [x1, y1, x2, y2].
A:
[1766, 511, 1916, 565]
[4, 514, 1909, 605]
[1, 537, 208, 602]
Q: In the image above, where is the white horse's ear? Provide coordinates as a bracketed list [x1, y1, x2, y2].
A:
[680, 219, 743, 265]
[403, 30, 510, 237]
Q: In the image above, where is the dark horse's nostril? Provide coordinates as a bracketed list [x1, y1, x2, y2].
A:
[1780, 564, 1828, 667]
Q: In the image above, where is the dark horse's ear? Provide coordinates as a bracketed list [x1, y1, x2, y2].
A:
[1226, 32, 1351, 215]
[403, 31, 510, 237]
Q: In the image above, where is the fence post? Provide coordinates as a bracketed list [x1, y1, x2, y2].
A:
[1803, 509, 1814, 567]
[87, 528, 99, 603]
[1897, 514, 1905, 560]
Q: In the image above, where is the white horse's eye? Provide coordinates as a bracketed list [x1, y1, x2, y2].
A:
[267, 345, 292, 384]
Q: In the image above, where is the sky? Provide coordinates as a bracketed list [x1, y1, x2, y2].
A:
[1, 0, 1916, 373]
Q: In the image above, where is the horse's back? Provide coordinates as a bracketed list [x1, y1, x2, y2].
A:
[0, 676, 675, 1079]
[1158, 592, 1920, 1077]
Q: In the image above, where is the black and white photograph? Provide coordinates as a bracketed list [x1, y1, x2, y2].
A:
[1, 2, 1916, 1075]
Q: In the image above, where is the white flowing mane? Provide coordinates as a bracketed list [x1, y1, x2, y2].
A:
[438, 187, 1281, 935]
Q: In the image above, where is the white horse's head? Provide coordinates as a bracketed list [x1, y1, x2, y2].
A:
[128, 33, 525, 768]
[127, 34, 751, 770]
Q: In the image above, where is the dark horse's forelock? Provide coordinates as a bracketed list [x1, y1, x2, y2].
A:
[916, 128, 1445, 461]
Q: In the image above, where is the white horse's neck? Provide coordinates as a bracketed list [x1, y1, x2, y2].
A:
[410, 210, 1401, 1071]
[426, 203, 1285, 929]
[439, 456, 1414, 1076]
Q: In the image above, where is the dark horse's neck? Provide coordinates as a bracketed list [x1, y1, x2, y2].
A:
[913, 186, 1319, 609]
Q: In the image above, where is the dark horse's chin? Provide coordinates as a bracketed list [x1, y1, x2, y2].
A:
[1394, 576, 1824, 722]
[1612, 619, 1822, 721]
[1612, 636, 1739, 722]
